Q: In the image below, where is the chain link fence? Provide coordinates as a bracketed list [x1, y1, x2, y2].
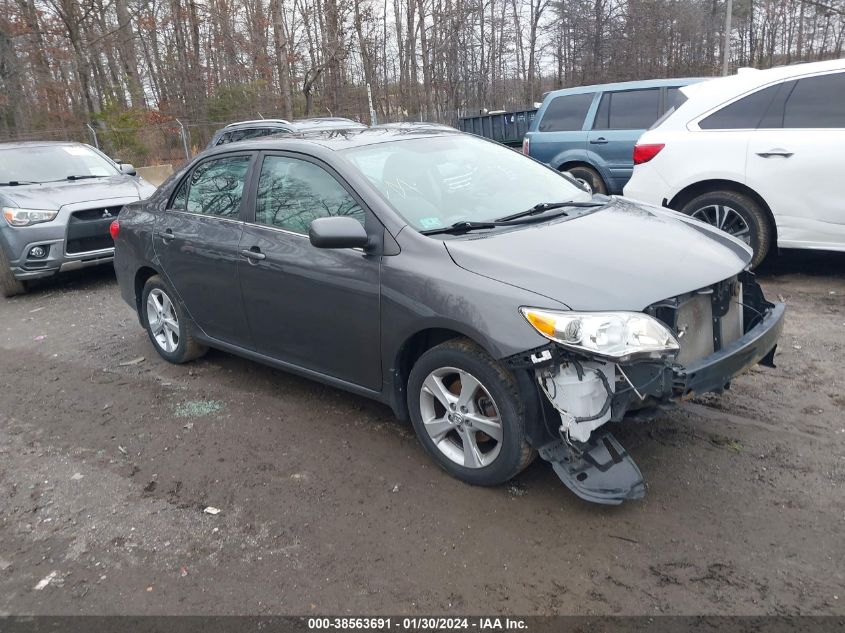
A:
[0, 119, 245, 169]
[0, 109, 471, 171]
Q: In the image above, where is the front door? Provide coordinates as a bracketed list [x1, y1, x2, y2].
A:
[154, 153, 254, 346]
[237, 153, 382, 390]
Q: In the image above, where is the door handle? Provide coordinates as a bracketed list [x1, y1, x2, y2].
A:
[590, 137, 608, 145]
[756, 150, 793, 158]
[240, 248, 266, 261]
[158, 228, 175, 242]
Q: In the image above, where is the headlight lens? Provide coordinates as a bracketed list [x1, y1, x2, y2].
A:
[520, 307, 680, 362]
[2, 207, 58, 227]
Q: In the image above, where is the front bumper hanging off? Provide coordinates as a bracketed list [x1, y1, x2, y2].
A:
[506, 283, 785, 505]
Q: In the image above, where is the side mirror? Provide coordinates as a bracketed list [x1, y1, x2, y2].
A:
[309, 216, 369, 249]
[119, 163, 137, 176]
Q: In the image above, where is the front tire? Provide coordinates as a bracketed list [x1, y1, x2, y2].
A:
[0, 247, 26, 298]
[680, 190, 771, 269]
[141, 275, 207, 364]
[407, 338, 535, 486]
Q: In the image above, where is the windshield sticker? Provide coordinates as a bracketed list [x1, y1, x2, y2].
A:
[419, 217, 443, 230]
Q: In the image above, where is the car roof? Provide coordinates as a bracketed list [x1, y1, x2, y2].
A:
[665, 57, 845, 124]
[204, 126, 461, 155]
[542, 77, 706, 100]
[0, 140, 89, 150]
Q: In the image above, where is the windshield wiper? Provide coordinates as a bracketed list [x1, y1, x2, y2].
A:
[0, 180, 40, 186]
[496, 200, 605, 222]
[65, 174, 102, 181]
[420, 221, 499, 236]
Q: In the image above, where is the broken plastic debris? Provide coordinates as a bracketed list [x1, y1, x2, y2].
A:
[71, 473, 84, 481]
[34, 570, 58, 591]
[203, 506, 221, 515]
[119, 357, 145, 366]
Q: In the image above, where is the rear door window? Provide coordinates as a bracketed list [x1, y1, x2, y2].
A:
[593, 88, 661, 130]
[782, 72, 845, 128]
[538, 93, 595, 132]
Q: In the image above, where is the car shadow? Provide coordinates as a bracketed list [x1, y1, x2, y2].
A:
[9, 265, 119, 299]
[756, 248, 845, 278]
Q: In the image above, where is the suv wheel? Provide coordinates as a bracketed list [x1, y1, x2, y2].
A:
[565, 165, 607, 195]
[0, 247, 27, 298]
[141, 275, 207, 364]
[407, 338, 535, 486]
[680, 190, 771, 269]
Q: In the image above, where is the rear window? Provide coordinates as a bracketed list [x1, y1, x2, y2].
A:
[665, 87, 687, 111]
[538, 92, 595, 132]
[699, 84, 782, 130]
[593, 88, 661, 130]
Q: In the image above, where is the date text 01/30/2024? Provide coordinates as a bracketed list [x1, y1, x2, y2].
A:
[307, 617, 528, 630]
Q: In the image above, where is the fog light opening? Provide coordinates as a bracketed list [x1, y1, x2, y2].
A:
[28, 245, 48, 259]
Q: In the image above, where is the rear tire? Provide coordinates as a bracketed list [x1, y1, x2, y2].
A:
[565, 165, 607, 195]
[141, 275, 207, 364]
[679, 190, 771, 269]
[407, 338, 535, 486]
[0, 247, 26, 298]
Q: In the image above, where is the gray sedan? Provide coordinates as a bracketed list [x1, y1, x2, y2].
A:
[0, 141, 156, 296]
[112, 127, 784, 504]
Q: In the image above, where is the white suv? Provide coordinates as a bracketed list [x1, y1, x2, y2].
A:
[624, 58, 845, 268]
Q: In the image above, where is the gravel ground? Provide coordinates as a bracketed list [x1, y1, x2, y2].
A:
[0, 251, 843, 616]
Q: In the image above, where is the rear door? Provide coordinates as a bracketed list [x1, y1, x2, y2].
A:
[746, 71, 845, 249]
[237, 152, 382, 389]
[154, 153, 254, 346]
[530, 92, 596, 165]
[587, 87, 661, 192]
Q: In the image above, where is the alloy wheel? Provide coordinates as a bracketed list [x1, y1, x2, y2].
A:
[146, 288, 180, 353]
[419, 366, 503, 469]
[690, 204, 751, 244]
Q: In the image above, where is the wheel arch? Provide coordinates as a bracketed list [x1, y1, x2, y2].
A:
[134, 265, 161, 317]
[390, 327, 500, 421]
[668, 179, 778, 244]
[389, 327, 550, 448]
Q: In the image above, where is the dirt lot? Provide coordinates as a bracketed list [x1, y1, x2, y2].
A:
[0, 251, 843, 616]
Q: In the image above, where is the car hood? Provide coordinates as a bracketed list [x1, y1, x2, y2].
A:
[444, 198, 753, 311]
[0, 176, 151, 210]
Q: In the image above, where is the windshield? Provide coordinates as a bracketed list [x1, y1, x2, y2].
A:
[0, 145, 119, 184]
[342, 135, 589, 232]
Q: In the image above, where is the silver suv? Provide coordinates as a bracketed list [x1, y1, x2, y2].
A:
[0, 141, 156, 297]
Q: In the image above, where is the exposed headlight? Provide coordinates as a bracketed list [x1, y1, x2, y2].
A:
[520, 307, 680, 362]
[2, 207, 58, 227]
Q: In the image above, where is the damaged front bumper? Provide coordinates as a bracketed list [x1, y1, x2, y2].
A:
[673, 301, 784, 398]
[504, 275, 785, 505]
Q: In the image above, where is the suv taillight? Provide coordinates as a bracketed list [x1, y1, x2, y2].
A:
[632, 143, 665, 165]
[522, 137, 530, 156]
